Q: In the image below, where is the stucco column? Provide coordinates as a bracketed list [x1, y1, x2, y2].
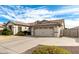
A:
[31, 27, 34, 36]
[13, 25, 18, 35]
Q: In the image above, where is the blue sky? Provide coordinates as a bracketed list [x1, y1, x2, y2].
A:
[0, 5, 79, 28]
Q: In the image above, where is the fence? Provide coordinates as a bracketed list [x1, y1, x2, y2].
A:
[63, 29, 79, 37]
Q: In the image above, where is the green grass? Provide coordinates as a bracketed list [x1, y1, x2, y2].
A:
[32, 45, 71, 54]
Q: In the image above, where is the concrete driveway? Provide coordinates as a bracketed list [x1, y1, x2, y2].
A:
[0, 36, 79, 54]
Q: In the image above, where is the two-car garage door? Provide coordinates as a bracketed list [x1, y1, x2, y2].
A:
[34, 29, 55, 36]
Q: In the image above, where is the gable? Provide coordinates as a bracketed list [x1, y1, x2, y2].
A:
[6, 21, 28, 26]
[6, 21, 15, 26]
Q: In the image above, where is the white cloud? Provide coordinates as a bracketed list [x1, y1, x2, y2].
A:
[65, 19, 79, 28]
[1, 15, 14, 20]
[0, 5, 79, 28]
[29, 9, 53, 15]
[25, 8, 53, 20]
[0, 6, 54, 23]
[53, 8, 79, 15]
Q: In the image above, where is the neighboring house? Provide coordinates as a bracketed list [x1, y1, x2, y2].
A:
[0, 24, 4, 34]
[70, 26, 79, 29]
[0, 24, 4, 31]
[6, 19, 65, 37]
[6, 21, 29, 35]
[63, 26, 79, 37]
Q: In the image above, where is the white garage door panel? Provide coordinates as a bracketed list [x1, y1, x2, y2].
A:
[35, 29, 54, 36]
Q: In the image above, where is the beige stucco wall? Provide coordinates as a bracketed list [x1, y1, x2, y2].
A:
[13, 26, 29, 35]
[22, 26, 29, 31]
[6, 22, 29, 35]
[31, 27, 34, 36]
[54, 26, 58, 37]
[56, 26, 61, 37]
[13, 25, 18, 35]
[0, 27, 3, 30]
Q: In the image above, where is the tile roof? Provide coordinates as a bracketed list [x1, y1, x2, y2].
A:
[7, 21, 28, 26]
[32, 19, 64, 27]
[7, 19, 64, 27]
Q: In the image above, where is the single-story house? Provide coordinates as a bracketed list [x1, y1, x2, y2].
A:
[29, 19, 65, 37]
[6, 19, 65, 37]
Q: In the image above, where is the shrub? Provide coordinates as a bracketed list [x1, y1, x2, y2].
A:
[2, 28, 13, 35]
[15, 31, 31, 36]
[15, 31, 25, 36]
[0, 30, 3, 35]
[32, 45, 71, 54]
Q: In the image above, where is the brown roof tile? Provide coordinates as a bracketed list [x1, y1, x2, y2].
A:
[7, 19, 64, 27]
[30, 19, 64, 27]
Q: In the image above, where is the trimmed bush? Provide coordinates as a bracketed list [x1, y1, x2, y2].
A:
[32, 45, 71, 54]
[15, 31, 31, 36]
[15, 31, 25, 36]
[2, 28, 13, 35]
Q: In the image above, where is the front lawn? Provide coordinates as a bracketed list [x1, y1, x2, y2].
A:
[32, 45, 71, 54]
